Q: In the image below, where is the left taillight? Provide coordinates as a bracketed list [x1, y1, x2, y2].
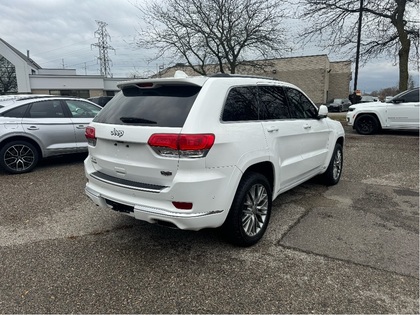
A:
[85, 126, 96, 146]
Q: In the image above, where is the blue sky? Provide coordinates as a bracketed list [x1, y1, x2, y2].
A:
[1, 0, 418, 93]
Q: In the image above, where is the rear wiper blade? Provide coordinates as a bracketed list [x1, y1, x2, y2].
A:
[120, 117, 157, 124]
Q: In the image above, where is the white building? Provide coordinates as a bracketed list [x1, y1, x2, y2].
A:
[0, 38, 122, 98]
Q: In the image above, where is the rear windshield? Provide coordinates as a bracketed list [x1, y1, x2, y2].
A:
[93, 84, 201, 127]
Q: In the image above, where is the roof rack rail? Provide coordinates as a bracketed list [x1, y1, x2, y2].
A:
[209, 73, 277, 80]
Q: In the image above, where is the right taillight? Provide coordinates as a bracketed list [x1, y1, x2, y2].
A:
[148, 133, 215, 158]
[85, 126, 97, 146]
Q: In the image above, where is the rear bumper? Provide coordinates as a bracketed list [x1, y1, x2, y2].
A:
[85, 185, 225, 230]
[84, 159, 240, 230]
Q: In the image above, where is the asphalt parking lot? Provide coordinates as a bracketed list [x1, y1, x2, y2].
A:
[0, 124, 418, 314]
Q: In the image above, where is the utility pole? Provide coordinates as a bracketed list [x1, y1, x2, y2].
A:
[349, 0, 364, 105]
[91, 20, 115, 77]
[353, 0, 363, 92]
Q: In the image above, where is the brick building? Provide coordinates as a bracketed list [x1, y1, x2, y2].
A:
[158, 55, 352, 104]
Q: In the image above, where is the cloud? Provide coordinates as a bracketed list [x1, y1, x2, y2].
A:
[355, 61, 419, 93]
[1, 0, 419, 87]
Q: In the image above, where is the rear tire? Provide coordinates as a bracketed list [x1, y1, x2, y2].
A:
[223, 172, 272, 247]
[0, 140, 39, 174]
[321, 143, 343, 186]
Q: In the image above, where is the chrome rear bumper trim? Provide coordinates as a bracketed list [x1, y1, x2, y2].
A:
[90, 171, 167, 193]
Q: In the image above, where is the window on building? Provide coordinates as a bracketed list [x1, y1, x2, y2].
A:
[49, 90, 90, 98]
[0, 55, 18, 94]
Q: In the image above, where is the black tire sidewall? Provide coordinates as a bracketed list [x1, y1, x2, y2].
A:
[0, 140, 39, 174]
[322, 143, 343, 186]
[355, 115, 378, 135]
[224, 172, 272, 246]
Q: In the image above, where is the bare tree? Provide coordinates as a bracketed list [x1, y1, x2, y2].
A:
[370, 86, 400, 100]
[0, 55, 17, 94]
[134, 0, 289, 74]
[295, 0, 419, 91]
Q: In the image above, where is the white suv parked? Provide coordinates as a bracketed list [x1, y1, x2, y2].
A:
[84, 72, 345, 246]
[346, 88, 419, 135]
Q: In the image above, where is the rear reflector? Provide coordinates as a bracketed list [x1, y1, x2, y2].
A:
[148, 133, 215, 158]
[172, 202, 193, 210]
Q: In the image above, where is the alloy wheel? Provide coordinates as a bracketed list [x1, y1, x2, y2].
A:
[4, 144, 36, 172]
[332, 149, 342, 181]
[241, 184, 269, 237]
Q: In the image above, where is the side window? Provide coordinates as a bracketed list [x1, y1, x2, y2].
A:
[400, 90, 419, 102]
[2, 104, 29, 118]
[65, 100, 101, 118]
[284, 87, 318, 119]
[259, 86, 290, 120]
[27, 100, 65, 118]
[222, 86, 259, 122]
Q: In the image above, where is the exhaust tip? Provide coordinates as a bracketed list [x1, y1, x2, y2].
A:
[155, 220, 179, 229]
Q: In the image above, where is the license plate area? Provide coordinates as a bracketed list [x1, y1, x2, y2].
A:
[105, 199, 134, 213]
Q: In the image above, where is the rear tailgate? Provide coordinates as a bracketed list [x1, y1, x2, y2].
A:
[89, 123, 182, 187]
[86, 79, 206, 188]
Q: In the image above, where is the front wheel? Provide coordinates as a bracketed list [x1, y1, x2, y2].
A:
[355, 114, 379, 135]
[0, 141, 39, 174]
[223, 172, 272, 247]
[321, 143, 343, 186]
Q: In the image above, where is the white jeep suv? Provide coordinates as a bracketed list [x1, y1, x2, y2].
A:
[84, 72, 345, 246]
[346, 88, 419, 135]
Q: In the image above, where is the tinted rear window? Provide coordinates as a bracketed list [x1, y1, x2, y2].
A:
[222, 86, 259, 121]
[93, 85, 201, 127]
[2, 104, 29, 118]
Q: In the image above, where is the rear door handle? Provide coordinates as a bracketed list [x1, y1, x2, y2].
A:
[303, 124, 312, 129]
[27, 126, 39, 130]
[76, 125, 86, 129]
[267, 127, 279, 133]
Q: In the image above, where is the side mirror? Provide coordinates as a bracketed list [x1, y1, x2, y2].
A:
[318, 105, 328, 118]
